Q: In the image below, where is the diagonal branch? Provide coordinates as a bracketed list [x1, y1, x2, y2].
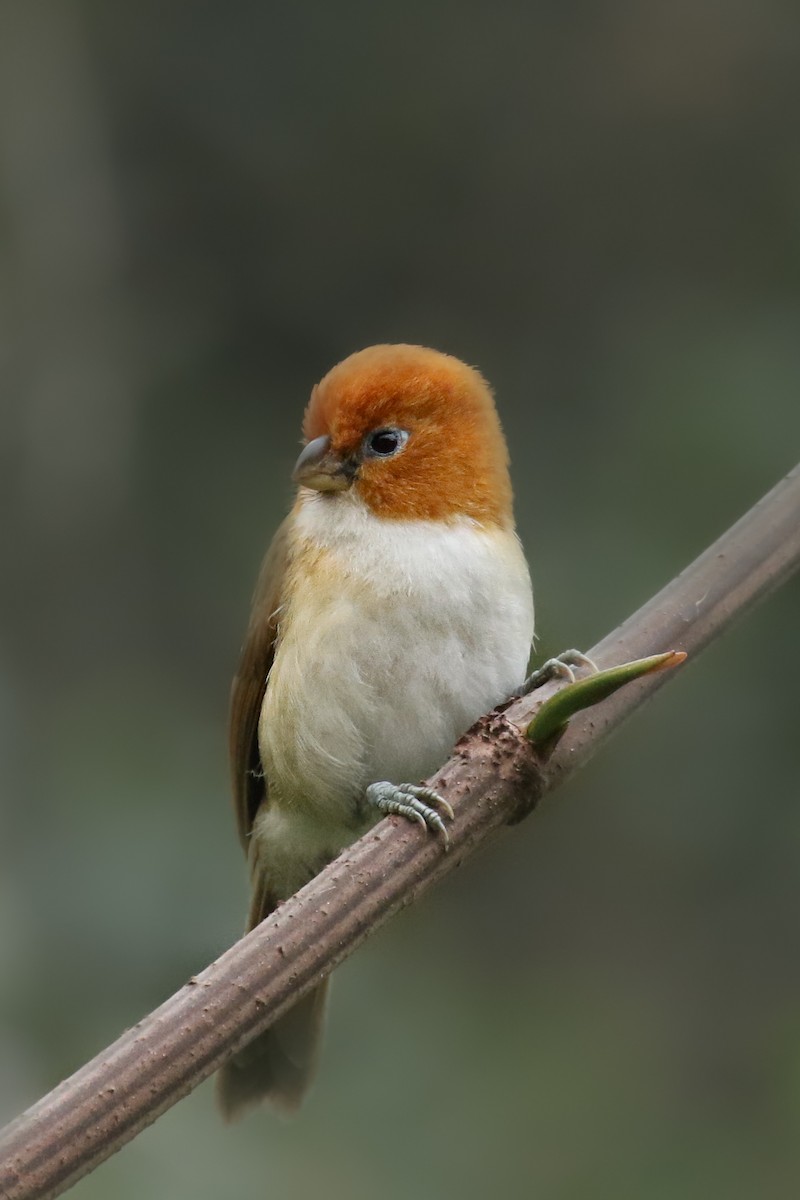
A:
[2, 464, 799, 1200]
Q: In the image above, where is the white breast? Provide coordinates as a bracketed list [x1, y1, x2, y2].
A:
[257, 493, 533, 860]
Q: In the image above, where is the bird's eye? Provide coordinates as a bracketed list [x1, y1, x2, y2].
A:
[363, 427, 409, 458]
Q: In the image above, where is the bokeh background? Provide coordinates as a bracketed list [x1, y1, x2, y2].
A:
[1, 2, 799, 1197]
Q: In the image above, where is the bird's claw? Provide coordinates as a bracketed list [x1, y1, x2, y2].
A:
[523, 649, 598, 693]
[365, 781, 453, 848]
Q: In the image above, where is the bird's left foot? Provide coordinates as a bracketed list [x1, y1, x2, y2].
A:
[365, 782, 454, 848]
[522, 649, 598, 693]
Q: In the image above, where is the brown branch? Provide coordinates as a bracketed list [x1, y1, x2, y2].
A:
[2, 463, 799, 1200]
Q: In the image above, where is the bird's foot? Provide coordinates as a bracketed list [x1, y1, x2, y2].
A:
[365, 782, 454, 848]
[522, 649, 598, 693]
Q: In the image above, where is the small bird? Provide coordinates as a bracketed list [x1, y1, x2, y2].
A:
[217, 344, 535, 1118]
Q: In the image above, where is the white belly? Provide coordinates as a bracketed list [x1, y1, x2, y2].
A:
[255, 495, 533, 893]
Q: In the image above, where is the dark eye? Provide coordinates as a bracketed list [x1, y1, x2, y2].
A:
[363, 427, 409, 458]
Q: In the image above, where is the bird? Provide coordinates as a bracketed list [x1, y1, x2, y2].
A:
[217, 343, 535, 1119]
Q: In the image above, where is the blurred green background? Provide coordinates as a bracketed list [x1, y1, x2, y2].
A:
[1, 2, 799, 1197]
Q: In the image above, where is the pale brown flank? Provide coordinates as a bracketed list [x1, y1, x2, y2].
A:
[302, 344, 514, 527]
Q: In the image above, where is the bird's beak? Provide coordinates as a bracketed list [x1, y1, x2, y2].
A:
[292, 435, 354, 492]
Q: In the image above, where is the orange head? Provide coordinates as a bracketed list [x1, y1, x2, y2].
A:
[292, 344, 514, 527]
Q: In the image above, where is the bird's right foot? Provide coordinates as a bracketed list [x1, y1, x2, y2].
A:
[365, 781, 454, 847]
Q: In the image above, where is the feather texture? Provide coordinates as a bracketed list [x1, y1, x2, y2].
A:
[254, 492, 533, 898]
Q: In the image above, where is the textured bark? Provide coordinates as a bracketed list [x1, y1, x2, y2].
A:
[1, 463, 798, 1200]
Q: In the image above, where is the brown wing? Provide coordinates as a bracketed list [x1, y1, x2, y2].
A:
[229, 515, 292, 853]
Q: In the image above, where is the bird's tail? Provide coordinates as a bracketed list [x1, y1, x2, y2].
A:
[216, 979, 329, 1120]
